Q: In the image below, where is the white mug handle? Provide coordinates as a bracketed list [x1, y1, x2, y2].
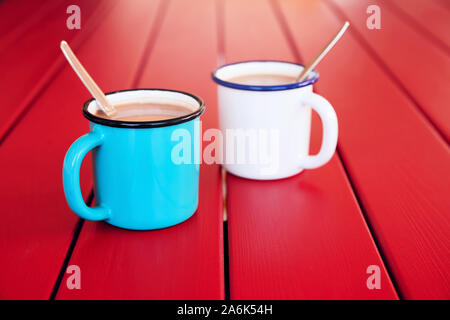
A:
[299, 92, 338, 169]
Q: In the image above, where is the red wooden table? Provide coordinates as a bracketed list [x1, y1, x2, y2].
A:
[0, 0, 449, 300]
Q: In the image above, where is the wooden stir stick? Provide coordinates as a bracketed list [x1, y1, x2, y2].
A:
[296, 21, 350, 83]
[60, 40, 116, 116]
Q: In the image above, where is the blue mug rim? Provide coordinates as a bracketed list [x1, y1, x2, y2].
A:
[211, 60, 319, 91]
[82, 88, 205, 129]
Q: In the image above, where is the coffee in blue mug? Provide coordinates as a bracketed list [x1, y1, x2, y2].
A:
[63, 89, 205, 230]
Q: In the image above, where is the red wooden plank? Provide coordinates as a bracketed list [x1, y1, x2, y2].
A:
[432, 0, 450, 12]
[0, 0, 158, 299]
[0, 0, 49, 38]
[381, 0, 450, 54]
[327, 0, 450, 142]
[224, 0, 397, 299]
[0, 0, 107, 142]
[57, 0, 224, 299]
[279, 0, 450, 299]
[0, 1, 64, 52]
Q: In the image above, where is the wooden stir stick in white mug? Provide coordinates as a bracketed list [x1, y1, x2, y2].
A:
[60, 40, 116, 117]
[296, 21, 350, 83]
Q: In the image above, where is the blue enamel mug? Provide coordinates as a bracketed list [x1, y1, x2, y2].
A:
[62, 89, 205, 230]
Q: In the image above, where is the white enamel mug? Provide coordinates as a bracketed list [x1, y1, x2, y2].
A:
[212, 60, 338, 180]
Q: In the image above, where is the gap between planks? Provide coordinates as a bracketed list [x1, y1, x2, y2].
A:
[0, 1, 63, 53]
[334, 149, 404, 299]
[216, 0, 230, 300]
[50, 0, 171, 299]
[49, 192, 92, 300]
[380, 0, 450, 56]
[270, 0, 402, 298]
[0, 1, 116, 146]
[432, 0, 450, 12]
[323, 0, 449, 145]
[131, 0, 171, 87]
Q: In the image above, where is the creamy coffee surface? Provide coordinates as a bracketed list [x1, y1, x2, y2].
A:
[227, 73, 297, 86]
[94, 102, 193, 122]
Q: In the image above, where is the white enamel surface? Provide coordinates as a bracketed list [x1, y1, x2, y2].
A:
[86, 90, 200, 115]
[216, 61, 338, 180]
[215, 60, 314, 82]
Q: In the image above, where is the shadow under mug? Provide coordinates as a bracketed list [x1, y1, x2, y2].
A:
[212, 60, 338, 180]
[62, 89, 205, 230]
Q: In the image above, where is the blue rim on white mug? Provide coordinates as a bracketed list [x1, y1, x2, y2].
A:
[211, 60, 319, 91]
[211, 60, 338, 180]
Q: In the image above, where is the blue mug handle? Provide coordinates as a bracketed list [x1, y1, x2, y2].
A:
[63, 131, 111, 221]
